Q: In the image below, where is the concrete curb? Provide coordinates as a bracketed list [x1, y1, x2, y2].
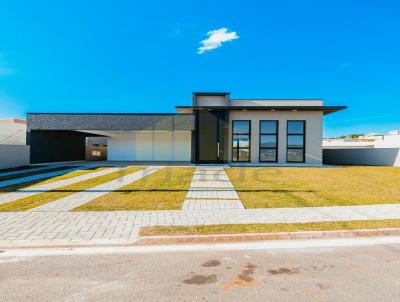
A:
[2, 228, 400, 250]
[134, 228, 400, 245]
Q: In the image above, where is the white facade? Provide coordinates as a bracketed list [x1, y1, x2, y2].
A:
[229, 110, 323, 165]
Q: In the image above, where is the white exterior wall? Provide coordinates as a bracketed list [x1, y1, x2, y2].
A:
[375, 135, 400, 148]
[324, 148, 400, 166]
[229, 111, 323, 164]
[196, 96, 227, 106]
[0, 145, 30, 169]
[0, 119, 26, 145]
[107, 131, 191, 162]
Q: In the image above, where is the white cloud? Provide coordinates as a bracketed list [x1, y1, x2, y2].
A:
[197, 27, 239, 54]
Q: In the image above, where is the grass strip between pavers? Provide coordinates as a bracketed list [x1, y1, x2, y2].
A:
[226, 166, 400, 208]
[74, 167, 195, 211]
[139, 219, 400, 236]
[0, 166, 144, 212]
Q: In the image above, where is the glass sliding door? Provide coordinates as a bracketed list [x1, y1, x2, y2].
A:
[259, 120, 278, 162]
[287, 120, 305, 163]
[232, 120, 251, 162]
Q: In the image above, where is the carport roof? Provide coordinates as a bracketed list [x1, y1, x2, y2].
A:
[27, 113, 195, 131]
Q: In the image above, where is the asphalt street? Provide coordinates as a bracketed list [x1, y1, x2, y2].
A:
[1, 243, 400, 301]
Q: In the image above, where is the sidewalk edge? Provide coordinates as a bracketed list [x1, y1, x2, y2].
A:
[134, 227, 400, 246]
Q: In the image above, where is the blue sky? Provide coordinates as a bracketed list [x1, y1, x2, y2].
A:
[0, 0, 399, 137]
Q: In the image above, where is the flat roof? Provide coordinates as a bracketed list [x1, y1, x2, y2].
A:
[27, 113, 195, 131]
[27, 112, 191, 116]
[175, 106, 347, 115]
[193, 92, 230, 96]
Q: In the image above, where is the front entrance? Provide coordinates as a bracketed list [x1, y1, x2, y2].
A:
[195, 109, 229, 164]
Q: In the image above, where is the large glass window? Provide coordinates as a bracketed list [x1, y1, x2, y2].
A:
[232, 120, 250, 162]
[287, 121, 305, 162]
[259, 121, 278, 162]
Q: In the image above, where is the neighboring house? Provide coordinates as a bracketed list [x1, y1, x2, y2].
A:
[26, 92, 346, 165]
[324, 130, 400, 149]
[0, 118, 27, 145]
[324, 130, 400, 166]
[0, 118, 30, 169]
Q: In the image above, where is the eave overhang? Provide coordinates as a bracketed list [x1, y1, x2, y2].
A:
[175, 106, 347, 115]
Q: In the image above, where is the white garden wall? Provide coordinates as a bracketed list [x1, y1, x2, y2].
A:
[323, 148, 400, 166]
[0, 145, 30, 169]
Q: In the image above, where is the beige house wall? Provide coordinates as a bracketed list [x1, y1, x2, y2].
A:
[228, 110, 323, 164]
[196, 95, 228, 106]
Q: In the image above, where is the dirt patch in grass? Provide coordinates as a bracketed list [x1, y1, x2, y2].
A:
[139, 219, 400, 236]
[74, 167, 195, 211]
[0, 166, 143, 211]
[226, 166, 400, 208]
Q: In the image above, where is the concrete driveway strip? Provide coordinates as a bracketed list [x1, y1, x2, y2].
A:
[0, 167, 126, 205]
[0, 166, 84, 188]
[29, 166, 163, 212]
[0, 164, 62, 178]
[183, 167, 244, 210]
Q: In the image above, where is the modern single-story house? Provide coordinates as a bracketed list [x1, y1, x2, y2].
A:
[27, 92, 346, 165]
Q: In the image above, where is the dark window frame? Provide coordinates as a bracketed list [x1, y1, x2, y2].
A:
[232, 120, 251, 162]
[286, 120, 306, 163]
[259, 120, 278, 163]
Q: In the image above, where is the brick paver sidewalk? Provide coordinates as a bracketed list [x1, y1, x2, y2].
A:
[1, 203, 400, 247]
[182, 167, 245, 210]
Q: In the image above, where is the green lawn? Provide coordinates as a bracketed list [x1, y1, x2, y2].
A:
[0, 166, 143, 211]
[226, 166, 400, 208]
[139, 219, 400, 236]
[74, 167, 195, 211]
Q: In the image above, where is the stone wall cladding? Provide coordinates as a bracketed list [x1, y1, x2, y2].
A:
[27, 113, 195, 131]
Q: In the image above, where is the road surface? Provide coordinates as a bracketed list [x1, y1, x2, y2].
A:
[1, 243, 400, 301]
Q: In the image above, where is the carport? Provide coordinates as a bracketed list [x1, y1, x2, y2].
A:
[27, 113, 195, 164]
